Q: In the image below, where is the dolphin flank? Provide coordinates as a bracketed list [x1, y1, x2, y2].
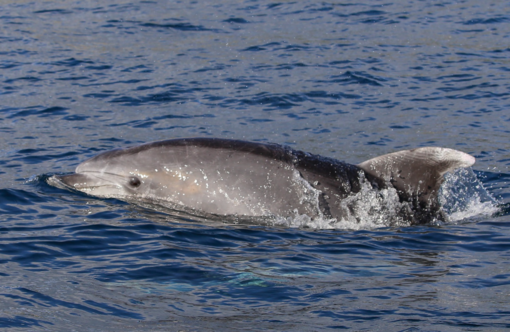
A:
[49, 138, 475, 224]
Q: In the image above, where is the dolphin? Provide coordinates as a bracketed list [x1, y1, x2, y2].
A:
[49, 138, 475, 224]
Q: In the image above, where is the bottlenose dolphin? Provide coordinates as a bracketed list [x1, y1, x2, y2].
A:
[50, 138, 475, 224]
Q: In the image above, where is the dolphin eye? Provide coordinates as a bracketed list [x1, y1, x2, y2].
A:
[128, 176, 141, 188]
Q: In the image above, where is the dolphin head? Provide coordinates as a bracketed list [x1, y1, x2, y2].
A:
[49, 140, 267, 216]
[52, 148, 160, 200]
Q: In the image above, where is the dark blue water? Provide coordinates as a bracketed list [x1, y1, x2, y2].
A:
[1, 0, 510, 330]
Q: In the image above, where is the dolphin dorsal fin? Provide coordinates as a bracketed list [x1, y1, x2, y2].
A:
[357, 147, 476, 206]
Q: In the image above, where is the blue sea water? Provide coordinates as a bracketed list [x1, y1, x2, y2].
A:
[1, 0, 510, 330]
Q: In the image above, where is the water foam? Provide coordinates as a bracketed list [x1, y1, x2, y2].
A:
[439, 168, 499, 222]
[275, 172, 410, 230]
[280, 168, 500, 230]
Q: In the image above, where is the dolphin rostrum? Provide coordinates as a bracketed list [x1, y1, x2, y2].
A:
[50, 138, 476, 224]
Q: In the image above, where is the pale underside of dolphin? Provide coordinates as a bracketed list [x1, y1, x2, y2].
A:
[50, 138, 475, 224]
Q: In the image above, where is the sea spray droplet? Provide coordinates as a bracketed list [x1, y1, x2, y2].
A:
[439, 168, 499, 221]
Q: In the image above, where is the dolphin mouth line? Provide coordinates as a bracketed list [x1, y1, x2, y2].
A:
[52, 171, 129, 191]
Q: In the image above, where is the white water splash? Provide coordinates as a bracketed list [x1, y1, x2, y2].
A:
[439, 168, 499, 222]
[280, 168, 500, 230]
[332, 173, 410, 230]
[275, 172, 410, 230]
[273, 170, 338, 229]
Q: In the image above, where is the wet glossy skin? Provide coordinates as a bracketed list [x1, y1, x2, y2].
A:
[52, 138, 475, 223]
[53, 138, 366, 220]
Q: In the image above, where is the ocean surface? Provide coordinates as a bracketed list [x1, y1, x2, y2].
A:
[1, 0, 510, 330]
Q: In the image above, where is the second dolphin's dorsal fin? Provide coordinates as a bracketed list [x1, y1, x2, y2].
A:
[357, 147, 476, 208]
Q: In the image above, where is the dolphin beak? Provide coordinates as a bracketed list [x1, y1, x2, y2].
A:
[50, 173, 120, 192]
[49, 173, 95, 190]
